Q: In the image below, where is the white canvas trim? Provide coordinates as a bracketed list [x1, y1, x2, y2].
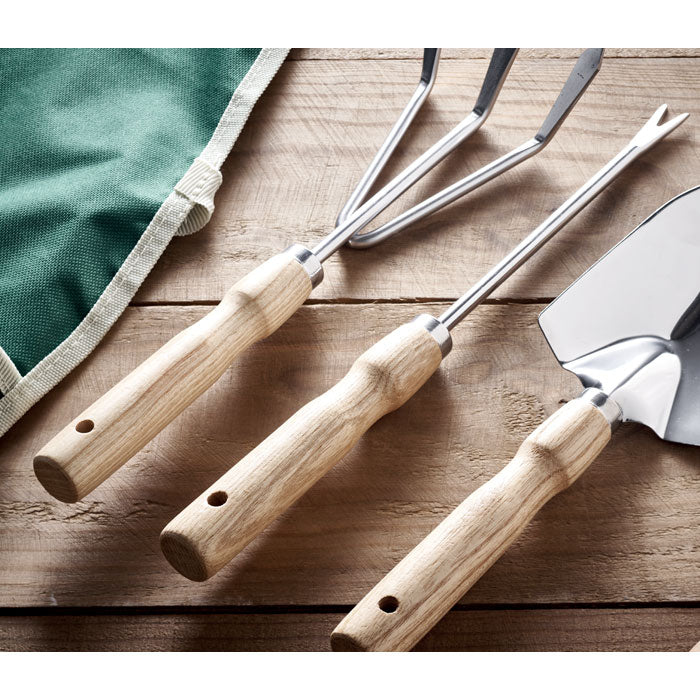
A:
[0, 48, 289, 437]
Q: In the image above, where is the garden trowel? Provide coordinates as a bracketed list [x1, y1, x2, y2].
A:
[331, 185, 700, 652]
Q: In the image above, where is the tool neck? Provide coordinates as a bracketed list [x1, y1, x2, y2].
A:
[581, 388, 622, 430]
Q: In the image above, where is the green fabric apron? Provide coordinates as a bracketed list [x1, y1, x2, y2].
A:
[0, 48, 288, 436]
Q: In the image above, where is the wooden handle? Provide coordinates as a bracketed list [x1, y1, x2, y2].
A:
[331, 396, 612, 651]
[160, 320, 444, 581]
[33, 250, 313, 503]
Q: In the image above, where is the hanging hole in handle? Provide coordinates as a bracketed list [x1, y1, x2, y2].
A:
[378, 595, 399, 613]
[207, 491, 228, 507]
[75, 419, 94, 433]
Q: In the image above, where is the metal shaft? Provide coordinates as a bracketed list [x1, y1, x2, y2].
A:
[439, 145, 642, 330]
[438, 104, 688, 330]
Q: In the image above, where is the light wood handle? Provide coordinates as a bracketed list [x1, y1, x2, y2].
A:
[331, 396, 612, 651]
[33, 250, 313, 503]
[160, 320, 444, 581]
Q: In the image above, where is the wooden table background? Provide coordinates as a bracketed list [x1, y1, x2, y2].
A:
[1, 48, 699, 652]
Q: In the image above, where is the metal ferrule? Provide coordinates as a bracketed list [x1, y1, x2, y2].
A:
[580, 388, 622, 431]
[411, 314, 452, 358]
[285, 244, 324, 288]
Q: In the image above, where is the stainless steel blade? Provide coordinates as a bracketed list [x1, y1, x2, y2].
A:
[539, 186, 700, 444]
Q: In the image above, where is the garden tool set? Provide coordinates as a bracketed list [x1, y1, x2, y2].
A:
[331, 185, 700, 651]
[160, 104, 688, 582]
[31, 49, 693, 651]
[36, 47, 602, 502]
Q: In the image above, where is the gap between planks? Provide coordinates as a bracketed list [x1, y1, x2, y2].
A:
[288, 49, 700, 61]
[2, 607, 698, 652]
[128, 298, 556, 308]
[2, 601, 700, 616]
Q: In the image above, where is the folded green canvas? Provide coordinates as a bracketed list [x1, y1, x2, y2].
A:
[0, 48, 288, 436]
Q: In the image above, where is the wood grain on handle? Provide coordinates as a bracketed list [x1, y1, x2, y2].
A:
[33, 250, 313, 503]
[160, 321, 444, 582]
[331, 396, 612, 651]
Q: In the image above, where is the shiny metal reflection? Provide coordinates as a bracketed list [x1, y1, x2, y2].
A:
[539, 186, 700, 445]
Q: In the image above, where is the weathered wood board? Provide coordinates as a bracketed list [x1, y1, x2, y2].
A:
[2, 609, 697, 652]
[1, 304, 698, 608]
[291, 49, 700, 60]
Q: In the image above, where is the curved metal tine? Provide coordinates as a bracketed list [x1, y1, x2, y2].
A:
[336, 49, 441, 226]
[348, 49, 604, 249]
[629, 103, 689, 151]
[311, 48, 518, 263]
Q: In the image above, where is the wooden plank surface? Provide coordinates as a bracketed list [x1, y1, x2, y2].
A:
[1, 49, 699, 651]
[291, 49, 700, 60]
[136, 56, 699, 304]
[2, 303, 698, 607]
[2, 608, 697, 652]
